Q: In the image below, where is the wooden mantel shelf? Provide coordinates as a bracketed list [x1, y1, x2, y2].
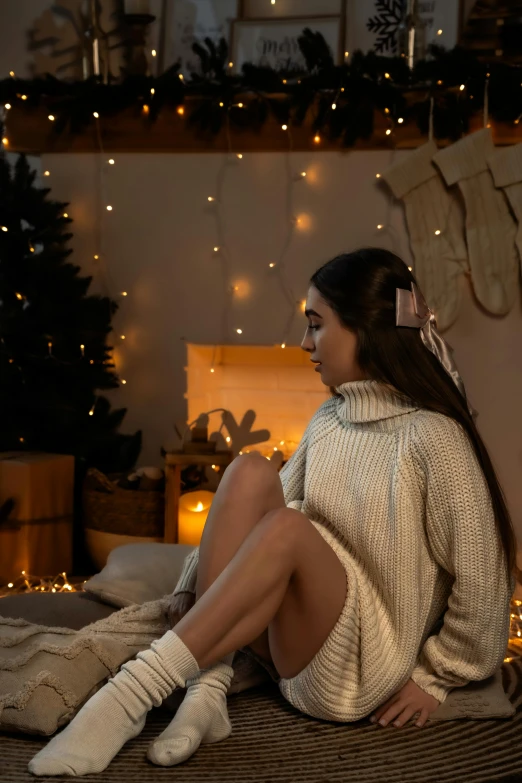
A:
[4, 102, 521, 154]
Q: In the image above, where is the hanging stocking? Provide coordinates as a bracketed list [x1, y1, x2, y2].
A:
[487, 142, 522, 268]
[382, 140, 468, 331]
[433, 128, 519, 316]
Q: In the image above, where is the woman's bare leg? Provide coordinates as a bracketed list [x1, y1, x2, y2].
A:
[190, 452, 287, 663]
[174, 505, 347, 678]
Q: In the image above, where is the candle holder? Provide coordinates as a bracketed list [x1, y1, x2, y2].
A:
[397, 0, 426, 71]
[83, 0, 112, 83]
[121, 11, 156, 77]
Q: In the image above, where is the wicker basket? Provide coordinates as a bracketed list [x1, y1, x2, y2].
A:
[82, 468, 165, 538]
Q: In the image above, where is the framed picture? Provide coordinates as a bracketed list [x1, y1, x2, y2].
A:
[161, 0, 239, 75]
[230, 15, 343, 74]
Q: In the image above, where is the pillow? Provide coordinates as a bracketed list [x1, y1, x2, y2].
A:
[83, 543, 196, 608]
[427, 669, 515, 721]
[0, 596, 173, 736]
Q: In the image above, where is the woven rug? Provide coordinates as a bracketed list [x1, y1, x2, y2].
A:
[1, 658, 521, 783]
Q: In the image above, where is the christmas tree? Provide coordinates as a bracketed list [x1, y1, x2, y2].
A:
[0, 150, 141, 474]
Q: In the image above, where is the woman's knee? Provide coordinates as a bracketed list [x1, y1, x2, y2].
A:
[221, 453, 283, 500]
[226, 451, 271, 474]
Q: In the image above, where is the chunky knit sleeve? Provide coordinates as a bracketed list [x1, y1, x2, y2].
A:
[409, 414, 514, 704]
[278, 405, 323, 512]
[172, 546, 199, 597]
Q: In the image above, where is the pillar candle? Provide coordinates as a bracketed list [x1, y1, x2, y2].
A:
[178, 490, 215, 546]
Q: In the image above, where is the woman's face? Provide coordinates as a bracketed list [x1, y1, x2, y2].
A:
[301, 286, 369, 386]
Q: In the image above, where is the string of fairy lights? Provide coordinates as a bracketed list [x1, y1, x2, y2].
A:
[182, 91, 336, 459]
[88, 107, 131, 415]
[0, 571, 87, 597]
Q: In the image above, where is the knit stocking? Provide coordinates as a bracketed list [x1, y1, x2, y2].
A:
[27, 631, 200, 777]
[487, 142, 522, 267]
[433, 128, 519, 315]
[147, 651, 235, 767]
[382, 140, 469, 331]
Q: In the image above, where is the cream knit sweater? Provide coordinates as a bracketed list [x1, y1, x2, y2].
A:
[173, 379, 515, 718]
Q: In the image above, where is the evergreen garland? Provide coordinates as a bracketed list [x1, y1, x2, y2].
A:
[0, 35, 521, 147]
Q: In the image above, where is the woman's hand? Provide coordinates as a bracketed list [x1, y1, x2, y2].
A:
[369, 678, 440, 728]
[168, 591, 196, 629]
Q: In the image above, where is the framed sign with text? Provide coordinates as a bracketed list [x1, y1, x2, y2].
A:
[230, 15, 343, 74]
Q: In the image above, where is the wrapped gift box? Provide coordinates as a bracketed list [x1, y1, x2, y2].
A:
[0, 452, 74, 584]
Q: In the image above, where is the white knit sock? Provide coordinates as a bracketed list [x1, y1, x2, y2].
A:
[27, 631, 200, 777]
[147, 651, 235, 767]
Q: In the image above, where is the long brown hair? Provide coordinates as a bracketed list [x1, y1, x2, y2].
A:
[309, 248, 518, 579]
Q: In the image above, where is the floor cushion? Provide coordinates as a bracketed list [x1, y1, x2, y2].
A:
[83, 543, 196, 608]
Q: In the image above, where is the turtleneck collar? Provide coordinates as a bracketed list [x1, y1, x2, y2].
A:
[333, 379, 420, 423]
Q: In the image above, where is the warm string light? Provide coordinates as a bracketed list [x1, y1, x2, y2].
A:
[88, 108, 130, 402]
[0, 570, 86, 596]
[373, 147, 401, 252]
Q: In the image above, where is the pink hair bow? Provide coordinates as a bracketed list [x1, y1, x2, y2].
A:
[396, 282, 478, 421]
